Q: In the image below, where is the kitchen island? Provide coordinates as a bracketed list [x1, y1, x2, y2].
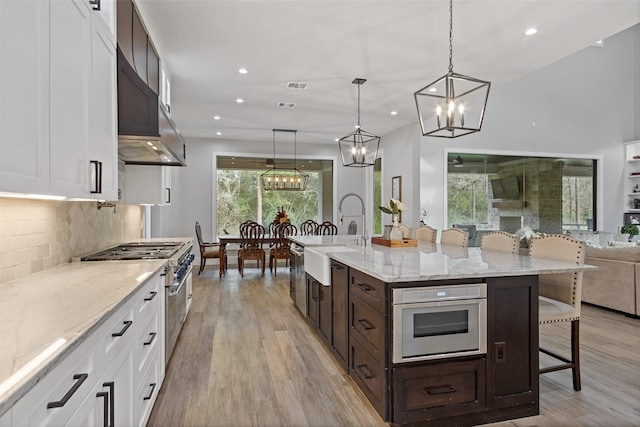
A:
[290, 237, 595, 426]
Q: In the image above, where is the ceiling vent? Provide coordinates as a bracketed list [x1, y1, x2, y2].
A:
[287, 82, 307, 90]
[277, 102, 296, 109]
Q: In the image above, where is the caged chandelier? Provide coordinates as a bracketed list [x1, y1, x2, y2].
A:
[338, 78, 380, 167]
[414, 0, 491, 138]
[260, 129, 309, 191]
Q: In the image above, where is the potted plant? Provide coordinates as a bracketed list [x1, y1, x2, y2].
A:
[621, 224, 639, 242]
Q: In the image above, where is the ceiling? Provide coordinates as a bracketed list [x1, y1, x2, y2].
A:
[136, 0, 640, 145]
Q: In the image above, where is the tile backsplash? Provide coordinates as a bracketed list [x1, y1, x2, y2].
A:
[0, 198, 144, 284]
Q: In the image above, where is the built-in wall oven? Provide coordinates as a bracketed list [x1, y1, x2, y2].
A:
[392, 283, 487, 364]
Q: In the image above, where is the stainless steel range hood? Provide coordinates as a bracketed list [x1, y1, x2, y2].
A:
[118, 103, 186, 166]
[117, 48, 186, 166]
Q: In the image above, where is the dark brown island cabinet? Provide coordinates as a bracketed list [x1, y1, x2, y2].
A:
[305, 261, 540, 427]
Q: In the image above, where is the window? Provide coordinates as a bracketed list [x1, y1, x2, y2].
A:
[216, 156, 333, 234]
[446, 153, 595, 239]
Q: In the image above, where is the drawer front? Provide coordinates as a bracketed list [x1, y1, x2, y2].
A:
[12, 334, 100, 427]
[137, 271, 162, 322]
[137, 308, 161, 374]
[101, 298, 136, 364]
[349, 269, 386, 313]
[349, 335, 386, 418]
[350, 295, 385, 358]
[135, 354, 160, 427]
[392, 358, 486, 424]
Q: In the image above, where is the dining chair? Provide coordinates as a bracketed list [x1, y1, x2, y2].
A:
[238, 222, 266, 277]
[269, 223, 297, 275]
[480, 231, 518, 254]
[440, 228, 469, 247]
[195, 221, 226, 276]
[529, 234, 585, 391]
[300, 219, 319, 235]
[317, 221, 338, 235]
[347, 220, 357, 235]
[415, 225, 437, 243]
[453, 224, 477, 246]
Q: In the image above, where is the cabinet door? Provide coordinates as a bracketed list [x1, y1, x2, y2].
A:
[90, 7, 118, 200]
[0, 0, 50, 194]
[331, 261, 349, 366]
[68, 343, 135, 427]
[486, 276, 539, 409]
[92, 0, 116, 43]
[49, 0, 92, 197]
[306, 275, 318, 328]
[318, 283, 332, 343]
[124, 165, 170, 205]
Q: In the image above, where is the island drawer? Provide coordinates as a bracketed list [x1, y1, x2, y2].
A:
[349, 333, 387, 419]
[350, 294, 385, 359]
[392, 358, 486, 424]
[349, 269, 386, 313]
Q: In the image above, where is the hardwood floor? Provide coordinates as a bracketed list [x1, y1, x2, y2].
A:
[148, 266, 640, 427]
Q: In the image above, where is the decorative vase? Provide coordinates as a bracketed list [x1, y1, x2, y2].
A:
[389, 214, 403, 240]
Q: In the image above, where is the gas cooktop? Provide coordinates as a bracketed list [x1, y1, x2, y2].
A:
[81, 241, 185, 261]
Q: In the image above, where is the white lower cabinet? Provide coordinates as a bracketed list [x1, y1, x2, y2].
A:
[12, 334, 100, 427]
[9, 270, 165, 426]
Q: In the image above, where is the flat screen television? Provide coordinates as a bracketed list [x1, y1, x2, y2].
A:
[491, 176, 521, 199]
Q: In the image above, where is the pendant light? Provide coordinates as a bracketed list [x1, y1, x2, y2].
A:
[260, 129, 309, 191]
[339, 78, 380, 167]
[414, 0, 491, 138]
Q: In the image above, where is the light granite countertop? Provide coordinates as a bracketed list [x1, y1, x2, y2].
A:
[292, 237, 596, 283]
[0, 237, 193, 416]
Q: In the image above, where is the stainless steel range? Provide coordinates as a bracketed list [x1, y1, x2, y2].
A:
[81, 240, 194, 365]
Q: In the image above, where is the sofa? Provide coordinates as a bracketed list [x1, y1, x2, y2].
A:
[581, 245, 640, 317]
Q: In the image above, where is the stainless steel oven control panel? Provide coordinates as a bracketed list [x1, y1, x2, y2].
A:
[393, 283, 486, 304]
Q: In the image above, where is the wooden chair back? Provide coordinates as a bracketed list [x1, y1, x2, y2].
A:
[273, 223, 297, 253]
[440, 228, 469, 247]
[300, 219, 319, 235]
[317, 221, 338, 235]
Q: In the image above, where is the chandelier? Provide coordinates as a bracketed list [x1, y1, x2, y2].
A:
[414, 0, 491, 138]
[338, 78, 380, 167]
[260, 129, 309, 191]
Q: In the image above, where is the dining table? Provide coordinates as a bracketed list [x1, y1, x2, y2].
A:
[217, 234, 279, 276]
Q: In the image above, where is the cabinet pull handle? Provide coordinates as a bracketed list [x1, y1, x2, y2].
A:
[103, 382, 114, 427]
[143, 332, 157, 346]
[144, 291, 158, 302]
[96, 391, 109, 427]
[89, 0, 101, 11]
[357, 319, 373, 330]
[354, 283, 372, 292]
[165, 187, 171, 204]
[356, 364, 373, 380]
[90, 160, 102, 194]
[425, 385, 457, 395]
[311, 280, 318, 301]
[143, 383, 157, 400]
[111, 320, 133, 337]
[47, 373, 88, 408]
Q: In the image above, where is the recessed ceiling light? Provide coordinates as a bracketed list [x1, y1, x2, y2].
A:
[238, 68, 248, 74]
[216, 131, 222, 135]
[428, 87, 437, 93]
[236, 98, 243, 103]
[390, 111, 398, 116]
[525, 28, 538, 36]
[213, 115, 220, 120]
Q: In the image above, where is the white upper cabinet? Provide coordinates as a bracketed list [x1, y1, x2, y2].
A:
[0, 1, 51, 195]
[124, 165, 172, 205]
[0, 0, 118, 200]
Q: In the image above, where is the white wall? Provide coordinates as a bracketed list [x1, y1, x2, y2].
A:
[151, 138, 368, 243]
[418, 23, 640, 234]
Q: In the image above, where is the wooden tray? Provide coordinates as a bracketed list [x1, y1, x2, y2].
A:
[371, 237, 418, 247]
